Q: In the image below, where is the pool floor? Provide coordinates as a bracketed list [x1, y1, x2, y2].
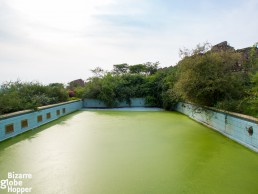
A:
[0, 110, 258, 194]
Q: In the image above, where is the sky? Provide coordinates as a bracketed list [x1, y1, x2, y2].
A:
[0, 0, 257, 84]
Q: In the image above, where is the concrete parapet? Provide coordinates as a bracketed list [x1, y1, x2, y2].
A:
[0, 100, 83, 142]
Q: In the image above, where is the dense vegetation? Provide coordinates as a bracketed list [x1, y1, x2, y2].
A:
[81, 62, 170, 108]
[174, 43, 258, 116]
[0, 81, 68, 114]
[1, 42, 257, 117]
[78, 43, 258, 116]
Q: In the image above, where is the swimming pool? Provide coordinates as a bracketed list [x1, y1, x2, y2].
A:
[0, 110, 257, 193]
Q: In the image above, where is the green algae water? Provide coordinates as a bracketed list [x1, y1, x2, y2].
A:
[0, 110, 258, 194]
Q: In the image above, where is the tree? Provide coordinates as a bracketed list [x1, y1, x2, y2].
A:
[47, 83, 68, 103]
[179, 42, 212, 59]
[0, 81, 68, 114]
[144, 62, 159, 75]
[91, 67, 105, 77]
[249, 42, 258, 72]
[237, 71, 258, 116]
[84, 63, 158, 106]
[175, 48, 243, 106]
[129, 64, 147, 74]
[113, 63, 129, 75]
[83, 77, 102, 99]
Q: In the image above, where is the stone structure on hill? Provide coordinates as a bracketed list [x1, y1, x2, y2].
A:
[67, 79, 85, 90]
[211, 41, 234, 52]
[211, 41, 258, 56]
[210, 41, 258, 72]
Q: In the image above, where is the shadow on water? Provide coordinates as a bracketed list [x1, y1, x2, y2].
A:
[0, 111, 81, 151]
[82, 108, 167, 118]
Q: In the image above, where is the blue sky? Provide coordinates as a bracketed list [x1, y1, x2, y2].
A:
[0, 0, 257, 84]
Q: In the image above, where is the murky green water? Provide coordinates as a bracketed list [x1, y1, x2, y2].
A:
[0, 110, 257, 194]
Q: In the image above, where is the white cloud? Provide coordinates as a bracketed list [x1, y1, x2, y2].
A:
[0, 0, 257, 84]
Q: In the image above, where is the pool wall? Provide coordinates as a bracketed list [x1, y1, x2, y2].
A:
[0, 100, 82, 142]
[175, 102, 258, 152]
[1, 98, 257, 152]
[83, 98, 151, 108]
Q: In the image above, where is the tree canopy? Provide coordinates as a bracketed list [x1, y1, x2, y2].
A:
[0, 81, 68, 114]
[175, 50, 244, 106]
[1, 42, 257, 117]
[79, 42, 258, 116]
[82, 62, 162, 107]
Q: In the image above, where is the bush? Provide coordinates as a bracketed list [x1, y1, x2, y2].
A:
[175, 50, 244, 106]
[0, 81, 68, 115]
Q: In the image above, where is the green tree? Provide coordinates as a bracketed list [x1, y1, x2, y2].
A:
[175, 49, 243, 107]
[47, 83, 68, 103]
[129, 64, 147, 74]
[97, 73, 119, 107]
[237, 72, 258, 116]
[113, 63, 129, 75]
[91, 67, 105, 77]
[83, 77, 102, 99]
[0, 81, 68, 115]
[144, 62, 159, 75]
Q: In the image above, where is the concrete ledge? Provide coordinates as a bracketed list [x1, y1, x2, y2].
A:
[202, 104, 257, 124]
[0, 100, 82, 120]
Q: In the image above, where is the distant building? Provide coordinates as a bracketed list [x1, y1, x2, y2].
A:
[237, 47, 258, 61]
[211, 41, 258, 57]
[211, 41, 234, 52]
[210, 41, 258, 72]
[68, 79, 85, 90]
